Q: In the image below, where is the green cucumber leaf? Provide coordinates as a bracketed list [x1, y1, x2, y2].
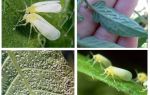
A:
[2, 51, 74, 95]
[92, 1, 147, 37]
[138, 37, 147, 47]
[78, 53, 147, 95]
[77, 36, 123, 48]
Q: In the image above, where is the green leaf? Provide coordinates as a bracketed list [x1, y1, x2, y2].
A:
[77, 36, 123, 48]
[91, 1, 147, 37]
[78, 53, 147, 95]
[2, 51, 74, 95]
[2, 0, 74, 47]
[138, 37, 147, 47]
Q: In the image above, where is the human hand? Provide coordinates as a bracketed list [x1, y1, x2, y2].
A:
[78, 0, 138, 47]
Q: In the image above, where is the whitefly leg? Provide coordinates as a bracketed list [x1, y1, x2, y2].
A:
[37, 33, 46, 47]
[33, 25, 46, 47]
[13, 17, 27, 31]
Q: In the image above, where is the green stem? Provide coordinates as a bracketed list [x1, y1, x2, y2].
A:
[63, 0, 71, 12]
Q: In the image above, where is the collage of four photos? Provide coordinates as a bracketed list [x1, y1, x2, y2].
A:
[1, 0, 149, 95]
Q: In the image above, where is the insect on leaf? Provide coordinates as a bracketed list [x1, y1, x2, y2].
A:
[2, 0, 74, 47]
[78, 53, 147, 95]
[92, 1, 147, 37]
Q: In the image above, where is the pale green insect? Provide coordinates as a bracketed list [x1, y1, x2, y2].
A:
[104, 66, 132, 81]
[92, 54, 112, 68]
[136, 72, 147, 84]
[136, 72, 148, 92]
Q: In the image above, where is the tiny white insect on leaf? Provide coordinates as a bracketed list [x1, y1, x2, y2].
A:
[92, 54, 112, 68]
[23, 13, 60, 40]
[16, 1, 62, 41]
[137, 72, 147, 84]
[104, 66, 132, 81]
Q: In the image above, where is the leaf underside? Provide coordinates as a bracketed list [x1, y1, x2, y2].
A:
[2, 51, 74, 95]
[78, 53, 147, 95]
[78, 36, 123, 48]
[92, 1, 147, 37]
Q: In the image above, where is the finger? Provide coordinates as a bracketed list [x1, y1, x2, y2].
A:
[94, 0, 118, 42]
[77, 0, 98, 38]
[117, 37, 138, 47]
[115, 0, 138, 17]
[116, 0, 138, 47]
[77, 0, 116, 39]
[95, 27, 118, 42]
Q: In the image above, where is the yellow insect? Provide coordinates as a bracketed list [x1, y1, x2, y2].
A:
[135, 72, 148, 92]
[92, 54, 112, 68]
[104, 66, 132, 81]
[136, 72, 147, 84]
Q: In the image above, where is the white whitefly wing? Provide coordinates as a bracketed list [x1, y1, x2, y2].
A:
[32, 1, 62, 13]
[33, 1, 60, 6]
[31, 14, 60, 40]
[112, 66, 132, 81]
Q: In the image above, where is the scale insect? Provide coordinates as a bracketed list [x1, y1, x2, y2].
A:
[15, 0, 62, 41]
[92, 53, 112, 68]
[104, 66, 132, 81]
